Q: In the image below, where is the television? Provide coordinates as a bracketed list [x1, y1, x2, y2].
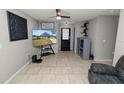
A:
[32, 29, 57, 46]
[7, 11, 28, 41]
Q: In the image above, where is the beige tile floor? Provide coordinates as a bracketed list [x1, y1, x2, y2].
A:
[8, 51, 112, 84]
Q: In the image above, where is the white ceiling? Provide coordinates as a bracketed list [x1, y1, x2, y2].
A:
[21, 9, 120, 23]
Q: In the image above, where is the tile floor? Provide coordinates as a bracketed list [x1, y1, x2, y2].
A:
[8, 51, 112, 84]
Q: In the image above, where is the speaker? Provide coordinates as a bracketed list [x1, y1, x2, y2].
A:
[32, 55, 42, 63]
[32, 55, 37, 62]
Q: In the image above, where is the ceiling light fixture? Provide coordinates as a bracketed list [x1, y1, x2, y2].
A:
[65, 22, 68, 26]
[56, 16, 61, 20]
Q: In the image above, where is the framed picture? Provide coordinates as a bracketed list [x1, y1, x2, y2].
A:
[42, 22, 54, 29]
[7, 11, 28, 41]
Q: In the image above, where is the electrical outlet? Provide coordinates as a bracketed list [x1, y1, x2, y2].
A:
[28, 55, 32, 60]
[26, 54, 31, 63]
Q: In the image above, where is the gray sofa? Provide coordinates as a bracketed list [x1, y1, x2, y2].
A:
[88, 55, 124, 84]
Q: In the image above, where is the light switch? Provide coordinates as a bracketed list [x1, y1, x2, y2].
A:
[0, 44, 2, 48]
[112, 52, 114, 55]
[103, 40, 106, 43]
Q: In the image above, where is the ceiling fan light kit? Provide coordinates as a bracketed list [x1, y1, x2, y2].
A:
[49, 9, 70, 20]
[56, 16, 61, 20]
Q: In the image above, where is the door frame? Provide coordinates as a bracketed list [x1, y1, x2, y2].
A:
[61, 28, 71, 51]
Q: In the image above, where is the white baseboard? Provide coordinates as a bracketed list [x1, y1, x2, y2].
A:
[4, 61, 30, 84]
[94, 59, 113, 62]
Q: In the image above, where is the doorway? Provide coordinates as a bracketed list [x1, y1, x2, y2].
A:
[61, 28, 71, 51]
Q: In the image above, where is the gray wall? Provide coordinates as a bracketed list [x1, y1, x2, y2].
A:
[0, 9, 39, 83]
[74, 22, 85, 53]
[87, 18, 98, 55]
[88, 15, 119, 61]
[113, 10, 124, 66]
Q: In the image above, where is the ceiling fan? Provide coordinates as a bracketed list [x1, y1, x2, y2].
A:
[49, 9, 70, 20]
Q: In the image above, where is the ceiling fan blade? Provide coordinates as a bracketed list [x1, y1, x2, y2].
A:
[61, 16, 70, 18]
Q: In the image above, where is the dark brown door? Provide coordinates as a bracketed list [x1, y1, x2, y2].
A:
[61, 28, 71, 51]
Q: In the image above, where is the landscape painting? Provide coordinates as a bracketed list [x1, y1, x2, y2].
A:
[32, 29, 57, 46]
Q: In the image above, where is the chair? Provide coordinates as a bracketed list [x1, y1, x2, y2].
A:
[88, 55, 124, 84]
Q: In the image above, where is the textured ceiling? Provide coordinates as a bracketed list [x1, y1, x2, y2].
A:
[21, 9, 120, 23]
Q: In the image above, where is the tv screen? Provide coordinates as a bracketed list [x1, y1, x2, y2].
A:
[7, 11, 28, 41]
[32, 29, 57, 46]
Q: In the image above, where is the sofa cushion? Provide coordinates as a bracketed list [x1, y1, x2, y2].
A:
[90, 63, 117, 75]
[88, 70, 123, 84]
[117, 67, 124, 83]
